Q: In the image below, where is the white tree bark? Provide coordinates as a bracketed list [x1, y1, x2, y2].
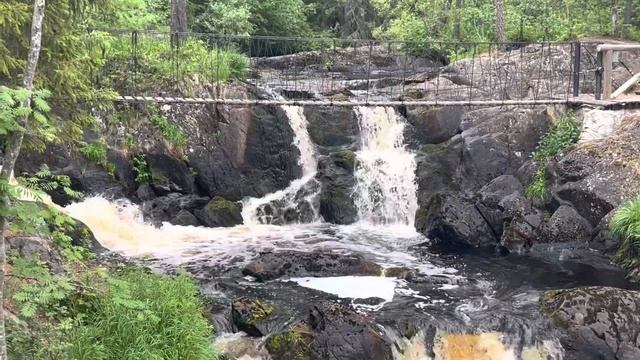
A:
[0, 0, 46, 357]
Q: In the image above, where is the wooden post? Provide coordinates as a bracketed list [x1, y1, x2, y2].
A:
[595, 51, 603, 100]
[603, 49, 613, 100]
[572, 42, 581, 97]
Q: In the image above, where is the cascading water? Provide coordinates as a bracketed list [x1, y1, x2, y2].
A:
[352, 106, 419, 226]
[241, 104, 321, 225]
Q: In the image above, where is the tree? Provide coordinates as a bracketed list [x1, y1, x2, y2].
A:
[495, 0, 506, 46]
[170, 0, 187, 34]
[0, 0, 46, 356]
[623, 0, 635, 38]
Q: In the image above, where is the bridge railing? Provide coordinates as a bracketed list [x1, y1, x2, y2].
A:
[89, 30, 605, 106]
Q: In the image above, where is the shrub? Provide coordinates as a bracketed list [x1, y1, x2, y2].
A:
[611, 195, 640, 274]
[80, 140, 116, 175]
[132, 155, 153, 184]
[526, 112, 580, 200]
[149, 112, 187, 147]
[70, 269, 216, 360]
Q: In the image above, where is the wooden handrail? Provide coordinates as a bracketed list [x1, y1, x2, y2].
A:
[597, 43, 640, 100]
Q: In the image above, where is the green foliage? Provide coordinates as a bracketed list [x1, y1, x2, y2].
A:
[8, 260, 218, 359]
[69, 269, 216, 360]
[11, 257, 73, 319]
[532, 112, 581, 163]
[0, 87, 54, 142]
[526, 112, 581, 200]
[525, 168, 548, 200]
[611, 195, 640, 274]
[149, 110, 187, 147]
[132, 155, 153, 184]
[80, 140, 116, 175]
[17, 164, 83, 201]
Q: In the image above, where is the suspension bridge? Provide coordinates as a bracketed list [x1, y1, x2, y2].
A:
[92, 31, 640, 107]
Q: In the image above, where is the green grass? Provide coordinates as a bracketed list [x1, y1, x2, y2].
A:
[611, 195, 640, 274]
[102, 33, 249, 92]
[526, 112, 581, 200]
[69, 269, 216, 360]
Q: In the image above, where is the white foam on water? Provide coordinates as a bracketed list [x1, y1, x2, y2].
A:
[353, 106, 419, 226]
[288, 276, 397, 302]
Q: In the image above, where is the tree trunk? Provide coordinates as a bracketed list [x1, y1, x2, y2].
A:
[623, 0, 634, 38]
[0, 0, 46, 357]
[495, 0, 506, 49]
[453, 0, 464, 41]
[170, 0, 188, 34]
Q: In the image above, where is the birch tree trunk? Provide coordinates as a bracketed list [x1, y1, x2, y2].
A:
[495, 0, 506, 49]
[0, 0, 46, 357]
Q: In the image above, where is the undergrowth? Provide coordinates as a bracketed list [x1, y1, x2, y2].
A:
[8, 259, 217, 359]
[611, 195, 640, 277]
[80, 140, 116, 176]
[525, 112, 581, 200]
[149, 109, 187, 147]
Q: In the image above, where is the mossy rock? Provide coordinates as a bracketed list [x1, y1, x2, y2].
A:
[194, 196, 243, 228]
[266, 327, 314, 360]
[231, 297, 275, 337]
[331, 149, 356, 171]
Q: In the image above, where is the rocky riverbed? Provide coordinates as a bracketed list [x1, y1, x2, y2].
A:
[14, 44, 640, 359]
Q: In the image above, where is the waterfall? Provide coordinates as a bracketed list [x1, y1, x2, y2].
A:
[352, 106, 418, 226]
[241, 105, 320, 225]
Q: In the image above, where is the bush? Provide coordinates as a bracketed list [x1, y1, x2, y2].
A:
[101, 33, 249, 93]
[149, 112, 187, 147]
[526, 112, 580, 200]
[8, 263, 218, 360]
[70, 269, 216, 360]
[611, 195, 640, 274]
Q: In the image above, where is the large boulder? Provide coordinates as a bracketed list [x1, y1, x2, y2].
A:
[304, 106, 359, 149]
[416, 192, 497, 250]
[266, 301, 394, 360]
[541, 287, 640, 360]
[194, 196, 243, 228]
[317, 150, 358, 225]
[6, 235, 64, 273]
[405, 107, 463, 145]
[475, 175, 529, 237]
[142, 193, 210, 225]
[242, 251, 382, 282]
[459, 107, 551, 190]
[541, 205, 593, 243]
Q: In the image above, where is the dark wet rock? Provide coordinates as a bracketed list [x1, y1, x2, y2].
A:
[541, 287, 640, 360]
[304, 106, 359, 148]
[136, 184, 156, 201]
[142, 193, 205, 224]
[460, 107, 551, 189]
[414, 137, 463, 212]
[242, 251, 382, 282]
[231, 297, 274, 337]
[266, 301, 393, 360]
[6, 235, 64, 273]
[500, 215, 538, 253]
[170, 209, 200, 226]
[352, 297, 386, 306]
[64, 216, 107, 254]
[251, 178, 320, 225]
[181, 101, 301, 201]
[555, 184, 616, 228]
[194, 196, 243, 228]
[107, 148, 136, 192]
[15, 145, 125, 200]
[476, 175, 529, 237]
[541, 205, 593, 243]
[405, 107, 463, 145]
[384, 267, 415, 280]
[590, 212, 622, 254]
[317, 152, 358, 225]
[416, 192, 497, 250]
